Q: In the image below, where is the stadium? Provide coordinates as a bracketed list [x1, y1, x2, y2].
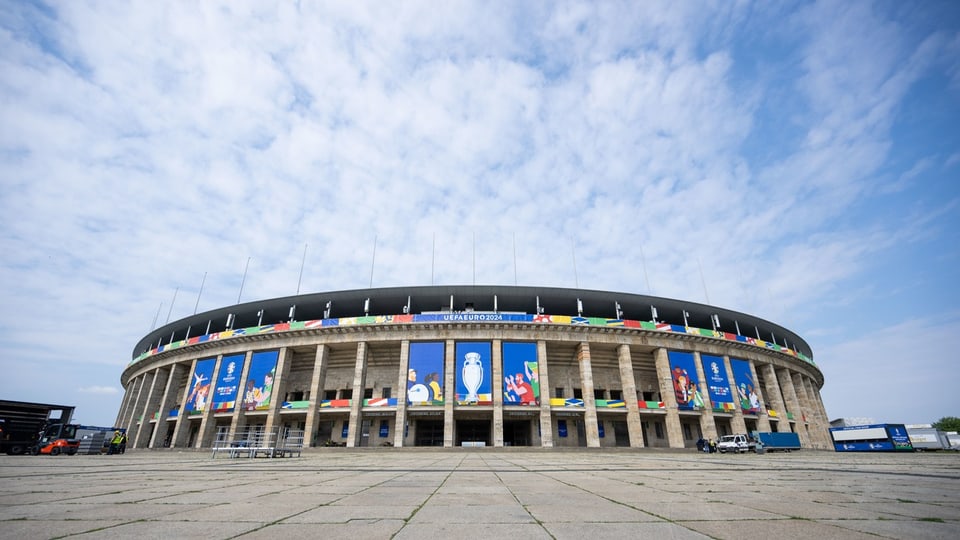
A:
[117, 285, 830, 450]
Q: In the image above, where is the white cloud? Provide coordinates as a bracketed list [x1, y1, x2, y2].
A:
[0, 1, 956, 426]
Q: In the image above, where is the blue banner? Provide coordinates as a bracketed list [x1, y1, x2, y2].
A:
[242, 350, 279, 411]
[211, 353, 245, 412]
[702, 354, 732, 405]
[667, 351, 704, 410]
[502, 342, 539, 405]
[184, 358, 216, 414]
[456, 342, 491, 404]
[730, 358, 761, 413]
[408, 342, 444, 404]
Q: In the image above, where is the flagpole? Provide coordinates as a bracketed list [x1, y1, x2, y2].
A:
[639, 243, 652, 294]
[237, 257, 250, 304]
[193, 272, 206, 315]
[297, 243, 308, 294]
[151, 301, 163, 331]
[697, 257, 710, 304]
[165, 286, 179, 324]
[369, 235, 377, 288]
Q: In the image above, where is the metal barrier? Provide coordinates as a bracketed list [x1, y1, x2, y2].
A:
[211, 428, 304, 459]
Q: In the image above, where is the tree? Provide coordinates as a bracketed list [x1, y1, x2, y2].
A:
[931, 416, 960, 432]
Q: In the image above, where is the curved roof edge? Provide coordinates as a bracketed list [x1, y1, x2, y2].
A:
[133, 285, 812, 359]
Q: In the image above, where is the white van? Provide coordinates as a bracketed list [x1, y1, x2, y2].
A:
[717, 434, 754, 453]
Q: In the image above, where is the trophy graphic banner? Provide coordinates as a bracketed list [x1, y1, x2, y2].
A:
[455, 342, 491, 404]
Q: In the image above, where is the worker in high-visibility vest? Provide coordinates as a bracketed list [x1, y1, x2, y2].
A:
[108, 431, 124, 455]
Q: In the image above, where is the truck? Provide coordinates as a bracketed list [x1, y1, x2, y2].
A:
[754, 431, 801, 452]
[33, 423, 124, 455]
[0, 400, 75, 455]
[717, 434, 755, 453]
[905, 425, 952, 451]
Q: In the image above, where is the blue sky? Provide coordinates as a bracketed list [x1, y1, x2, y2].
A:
[1, 1, 958, 428]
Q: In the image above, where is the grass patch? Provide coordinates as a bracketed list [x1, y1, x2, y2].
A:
[896, 498, 917, 503]
[918, 517, 944, 523]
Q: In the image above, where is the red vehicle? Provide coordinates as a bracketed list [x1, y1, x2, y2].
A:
[1, 400, 75, 455]
[33, 423, 123, 455]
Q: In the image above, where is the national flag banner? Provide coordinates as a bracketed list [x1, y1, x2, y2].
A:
[364, 398, 391, 407]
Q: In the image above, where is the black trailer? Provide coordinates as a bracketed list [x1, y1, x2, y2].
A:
[0, 400, 75, 455]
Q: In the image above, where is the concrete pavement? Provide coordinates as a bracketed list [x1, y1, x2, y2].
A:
[1, 448, 958, 539]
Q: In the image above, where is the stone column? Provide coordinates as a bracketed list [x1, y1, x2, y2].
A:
[345, 343, 368, 448]
[799, 375, 828, 449]
[492, 339, 504, 448]
[227, 351, 254, 441]
[617, 344, 645, 447]
[133, 368, 165, 449]
[304, 345, 329, 448]
[777, 367, 811, 448]
[760, 364, 788, 432]
[169, 358, 198, 448]
[723, 356, 747, 435]
[122, 375, 148, 436]
[805, 377, 828, 448]
[654, 348, 685, 448]
[195, 354, 224, 448]
[792, 373, 817, 447]
[692, 352, 717, 442]
[808, 378, 832, 447]
[443, 339, 456, 447]
[748, 360, 772, 433]
[149, 363, 186, 448]
[264, 347, 293, 441]
[393, 341, 410, 448]
[577, 342, 600, 448]
[536, 340, 554, 448]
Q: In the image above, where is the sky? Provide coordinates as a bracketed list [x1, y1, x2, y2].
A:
[1, 1, 958, 429]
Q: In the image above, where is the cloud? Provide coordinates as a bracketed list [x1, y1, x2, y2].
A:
[0, 1, 956, 426]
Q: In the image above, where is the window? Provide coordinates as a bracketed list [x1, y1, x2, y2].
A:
[683, 424, 692, 440]
[324, 390, 337, 400]
[363, 388, 373, 399]
[573, 388, 582, 399]
[382, 387, 392, 399]
[610, 390, 622, 400]
[642, 391, 655, 401]
[554, 387, 565, 398]
[286, 391, 304, 401]
[341, 389, 352, 400]
[654, 422, 664, 439]
[594, 388, 605, 399]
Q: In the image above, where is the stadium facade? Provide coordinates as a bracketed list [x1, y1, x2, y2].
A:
[117, 285, 831, 450]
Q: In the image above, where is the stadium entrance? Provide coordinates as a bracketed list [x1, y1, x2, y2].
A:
[456, 420, 491, 446]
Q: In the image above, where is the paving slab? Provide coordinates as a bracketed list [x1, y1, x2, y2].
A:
[1, 449, 958, 539]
